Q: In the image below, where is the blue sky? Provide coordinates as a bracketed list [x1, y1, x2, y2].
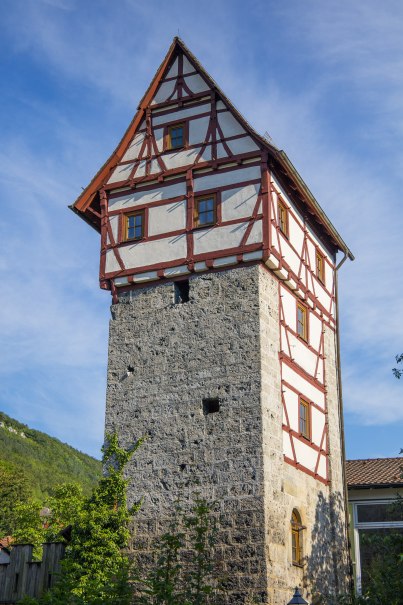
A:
[1, 0, 402, 460]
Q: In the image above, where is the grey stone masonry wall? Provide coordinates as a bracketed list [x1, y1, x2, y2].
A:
[105, 263, 349, 604]
[106, 265, 269, 603]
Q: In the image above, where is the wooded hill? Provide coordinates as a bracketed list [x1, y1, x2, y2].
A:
[0, 411, 101, 500]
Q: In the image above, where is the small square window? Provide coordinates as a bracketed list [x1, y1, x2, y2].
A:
[299, 399, 310, 439]
[316, 250, 325, 284]
[125, 210, 144, 241]
[203, 398, 220, 415]
[167, 123, 185, 150]
[278, 198, 288, 237]
[297, 304, 307, 341]
[194, 195, 216, 228]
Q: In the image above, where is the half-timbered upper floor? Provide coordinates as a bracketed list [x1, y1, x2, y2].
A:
[71, 37, 353, 325]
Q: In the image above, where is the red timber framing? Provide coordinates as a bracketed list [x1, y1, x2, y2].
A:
[279, 276, 330, 483]
[70, 37, 353, 258]
[70, 37, 353, 486]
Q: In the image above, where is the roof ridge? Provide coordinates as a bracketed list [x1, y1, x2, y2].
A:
[347, 457, 402, 462]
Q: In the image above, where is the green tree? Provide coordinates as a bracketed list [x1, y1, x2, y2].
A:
[0, 460, 31, 536]
[20, 433, 142, 605]
[12, 483, 84, 558]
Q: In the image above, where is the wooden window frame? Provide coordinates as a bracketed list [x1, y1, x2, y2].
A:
[194, 194, 217, 229]
[296, 303, 308, 342]
[164, 121, 187, 151]
[316, 249, 325, 285]
[277, 197, 289, 237]
[123, 209, 145, 242]
[291, 509, 305, 567]
[299, 397, 311, 440]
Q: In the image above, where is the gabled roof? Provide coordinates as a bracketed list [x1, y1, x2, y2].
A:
[346, 458, 403, 488]
[70, 37, 353, 260]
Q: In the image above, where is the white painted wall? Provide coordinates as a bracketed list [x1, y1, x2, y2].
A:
[165, 57, 178, 78]
[193, 221, 249, 255]
[221, 183, 260, 221]
[293, 439, 318, 472]
[163, 146, 211, 170]
[152, 103, 211, 126]
[105, 233, 187, 274]
[281, 363, 325, 408]
[194, 165, 260, 192]
[227, 136, 260, 155]
[218, 111, 246, 137]
[121, 132, 146, 162]
[188, 116, 210, 145]
[108, 182, 186, 211]
[184, 73, 209, 94]
[152, 80, 176, 105]
[148, 200, 186, 236]
[108, 162, 135, 184]
[311, 407, 325, 444]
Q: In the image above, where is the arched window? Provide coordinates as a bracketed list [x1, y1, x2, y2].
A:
[291, 509, 304, 566]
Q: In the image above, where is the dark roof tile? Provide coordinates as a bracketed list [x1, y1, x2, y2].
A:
[346, 458, 403, 487]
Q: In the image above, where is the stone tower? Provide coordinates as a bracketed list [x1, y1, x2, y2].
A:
[71, 38, 353, 604]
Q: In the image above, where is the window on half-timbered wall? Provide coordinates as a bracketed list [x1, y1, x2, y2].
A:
[299, 398, 310, 440]
[297, 304, 307, 341]
[316, 250, 325, 284]
[278, 198, 288, 237]
[167, 123, 185, 150]
[194, 195, 216, 228]
[125, 210, 145, 241]
[291, 509, 304, 566]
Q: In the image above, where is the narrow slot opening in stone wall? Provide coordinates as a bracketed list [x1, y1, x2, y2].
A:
[174, 280, 190, 304]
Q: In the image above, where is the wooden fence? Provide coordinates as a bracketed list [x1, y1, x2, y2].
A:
[0, 543, 65, 604]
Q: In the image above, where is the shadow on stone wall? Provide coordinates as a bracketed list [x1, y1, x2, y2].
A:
[305, 490, 349, 603]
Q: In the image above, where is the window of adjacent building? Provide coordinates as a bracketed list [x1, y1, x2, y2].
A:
[125, 210, 144, 241]
[297, 304, 307, 341]
[167, 123, 185, 150]
[194, 195, 216, 228]
[278, 198, 288, 237]
[316, 250, 325, 284]
[299, 398, 310, 439]
[352, 500, 403, 595]
[291, 509, 304, 566]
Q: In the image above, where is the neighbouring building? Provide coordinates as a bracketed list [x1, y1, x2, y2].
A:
[346, 457, 403, 595]
[71, 37, 353, 604]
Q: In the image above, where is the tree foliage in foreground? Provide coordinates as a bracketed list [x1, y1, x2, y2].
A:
[20, 433, 142, 605]
[18, 431, 223, 605]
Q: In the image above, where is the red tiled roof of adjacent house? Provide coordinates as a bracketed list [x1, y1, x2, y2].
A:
[346, 457, 403, 488]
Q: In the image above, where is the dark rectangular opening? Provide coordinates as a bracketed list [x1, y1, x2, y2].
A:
[203, 398, 220, 415]
[174, 280, 190, 304]
[14, 573, 19, 592]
